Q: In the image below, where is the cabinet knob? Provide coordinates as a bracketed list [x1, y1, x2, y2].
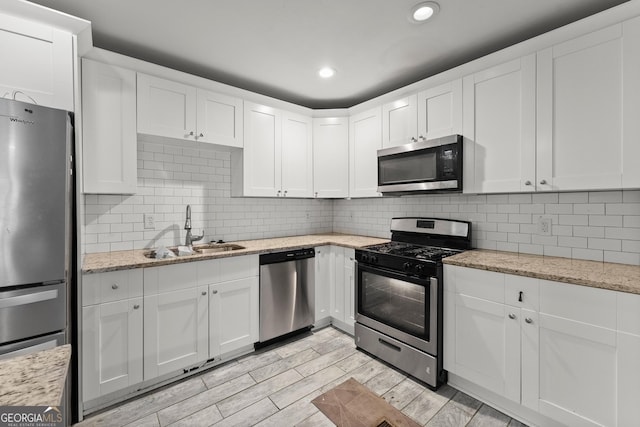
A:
[508, 313, 516, 320]
[212, 290, 218, 294]
[284, 190, 288, 196]
[518, 291, 523, 302]
[201, 291, 207, 296]
[199, 133, 204, 138]
[539, 179, 547, 185]
[189, 131, 194, 136]
[277, 190, 281, 197]
[418, 135, 426, 140]
[524, 180, 532, 186]
[133, 304, 140, 309]
[525, 318, 533, 324]
[410, 137, 418, 142]
[112, 284, 119, 290]
[315, 192, 318, 198]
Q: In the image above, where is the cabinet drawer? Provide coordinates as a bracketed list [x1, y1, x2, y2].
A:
[504, 274, 539, 311]
[539, 280, 616, 329]
[144, 263, 198, 295]
[197, 255, 259, 285]
[618, 291, 640, 336]
[83, 269, 143, 306]
[452, 266, 505, 304]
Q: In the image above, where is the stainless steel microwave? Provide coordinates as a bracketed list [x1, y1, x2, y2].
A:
[377, 134, 463, 195]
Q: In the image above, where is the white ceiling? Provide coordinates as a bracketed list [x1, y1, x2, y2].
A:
[28, 0, 629, 108]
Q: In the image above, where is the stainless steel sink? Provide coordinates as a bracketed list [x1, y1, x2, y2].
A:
[192, 243, 246, 254]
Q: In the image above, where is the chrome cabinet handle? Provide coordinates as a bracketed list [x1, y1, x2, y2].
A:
[418, 135, 425, 140]
[315, 192, 318, 198]
[201, 291, 207, 296]
[199, 133, 204, 137]
[212, 290, 218, 294]
[539, 179, 547, 185]
[284, 190, 288, 196]
[508, 313, 516, 320]
[410, 137, 418, 142]
[525, 318, 533, 324]
[524, 180, 532, 186]
[133, 304, 140, 309]
[189, 131, 194, 136]
[112, 284, 119, 290]
[277, 190, 281, 197]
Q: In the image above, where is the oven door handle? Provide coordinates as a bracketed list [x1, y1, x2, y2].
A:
[354, 260, 359, 320]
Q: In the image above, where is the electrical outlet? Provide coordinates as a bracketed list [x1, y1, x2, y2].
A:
[537, 215, 552, 236]
[144, 213, 155, 230]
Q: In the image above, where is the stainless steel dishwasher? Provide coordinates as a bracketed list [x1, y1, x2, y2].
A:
[259, 248, 315, 343]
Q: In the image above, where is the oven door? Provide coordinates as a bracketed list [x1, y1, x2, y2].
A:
[355, 262, 438, 356]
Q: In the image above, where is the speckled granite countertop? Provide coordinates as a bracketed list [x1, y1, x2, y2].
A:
[444, 249, 640, 295]
[83, 234, 388, 273]
[0, 344, 71, 406]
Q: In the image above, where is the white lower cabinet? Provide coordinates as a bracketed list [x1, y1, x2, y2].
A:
[209, 277, 259, 358]
[329, 246, 355, 333]
[444, 264, 639, 427]
[143, 286, 209, 380]
[314, 246, 331, 323]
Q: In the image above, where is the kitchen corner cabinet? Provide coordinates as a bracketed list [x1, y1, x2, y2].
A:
[349, 107, 382, 198]
[240, 102, 312, 197]
[463, 55, 536, 194]
[313, 118, 349, 198]
[329, 246, 355, 333]
[0, 12, 74, 111]
[81, 270, 143, 402]
[137, 73, 243, 147]
[444, 264, 640, 427]
[314, 246, 331, 322]
[536, 17, 640, 191]
[81, 59, 137, 194]
[143, 264, 208, 380]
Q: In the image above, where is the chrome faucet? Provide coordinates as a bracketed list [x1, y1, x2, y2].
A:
[184, 205, 204, 247]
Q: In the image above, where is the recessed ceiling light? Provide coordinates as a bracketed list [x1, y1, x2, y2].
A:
[318, 67, 335, 79]
[411, 2, 439, 23]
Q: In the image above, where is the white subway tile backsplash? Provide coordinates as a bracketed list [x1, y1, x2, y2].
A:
[589, 191, 622, 203]
[559, 192, 589, 203]
[573, 204, 605, 215]
[572, 248, 604, 262]
[588, 238, 621, 251]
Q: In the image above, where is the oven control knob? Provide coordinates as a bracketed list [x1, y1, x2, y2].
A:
[361, 254, 370, 263]
[370, 255, 378, 264]
[414, 264, 424, 275]
[403, 262, 413, 271]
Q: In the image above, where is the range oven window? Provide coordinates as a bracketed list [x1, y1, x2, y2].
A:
[378, 149, 437, 185]
[358, 269, 429, 340]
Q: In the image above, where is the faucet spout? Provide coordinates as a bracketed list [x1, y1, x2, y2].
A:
[185, 205, 192, 230]
[184, 204, 204, 246]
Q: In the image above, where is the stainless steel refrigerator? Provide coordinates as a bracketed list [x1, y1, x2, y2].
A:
[0, 98, 72, 358]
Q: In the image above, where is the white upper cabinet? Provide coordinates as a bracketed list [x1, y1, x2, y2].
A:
[381, 95, 417, 148]
[281, 111, 313, 198]
[0, 12, 74, 111]
[381, 80, 462, 149]
[239, 102, 312, 197]
[463, 55, 536, 194]
[137, 73, 243, 147]
[196, 89, 243, 147]
[417, 80, 463, 140]
[536, 18, 640, 191]
[349, 107, 382, 198]
[82, 59, 137, 194]
[313, 117, 349, 198]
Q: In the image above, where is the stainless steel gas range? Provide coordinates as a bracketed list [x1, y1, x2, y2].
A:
[354, 217, 472, 389]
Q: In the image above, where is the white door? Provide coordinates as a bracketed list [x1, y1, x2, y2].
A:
[617, 332, 640, 426]
[243, 102, 282, 197]
[417, 80, 462, 140]
[330, 246, 345, 322]
[464, 56, 536, 194]
[281, 111, 313, 197]
[343, 249, 355, 328]
[209, 277, 259, 358]
[143, 286, 208, 380]
[82, 59, 137, 194]
[349, 107, 382, 198]
[381, 95, 417, 148]
[537, 21, 640, 190]
[522, 313, 617, 427]
[314, 246, 331, 322]
[82, 298, 142, 401]
[313, 117, 349, 198]
[137, 73, 197, 140]
[450, 293, 520, 402]
[196, 89, 243, 148]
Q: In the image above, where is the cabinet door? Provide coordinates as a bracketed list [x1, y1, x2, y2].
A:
[82, 59, 137, 194]
[349, 107, 382, 198]
[450, 293, 520, 403]
[314, 246, 331, 322]
[281, 111, 313, 198]
[381, 95, 417, 148]
[137, 73, 197, 140]
[537, 19, 640, 190]
[522, 313, 617, 427]
[417, 80, 462, 140]
[143, 286, 208, 380]
[82, 298, 142, 402]
[617, 332, 640, 426]
[464, 55, 536, 193]
[330, 246, 345, 322]
[0, 13, 73, 111]
[313, 117, 349, 198]
[343, 249, 355, 328]
[243, 102, 282, 197]
[209, 277, 258, 358]
[196, 89, 243, 148]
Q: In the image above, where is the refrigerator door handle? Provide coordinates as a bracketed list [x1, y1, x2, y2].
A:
[0, 289, 58, 309]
